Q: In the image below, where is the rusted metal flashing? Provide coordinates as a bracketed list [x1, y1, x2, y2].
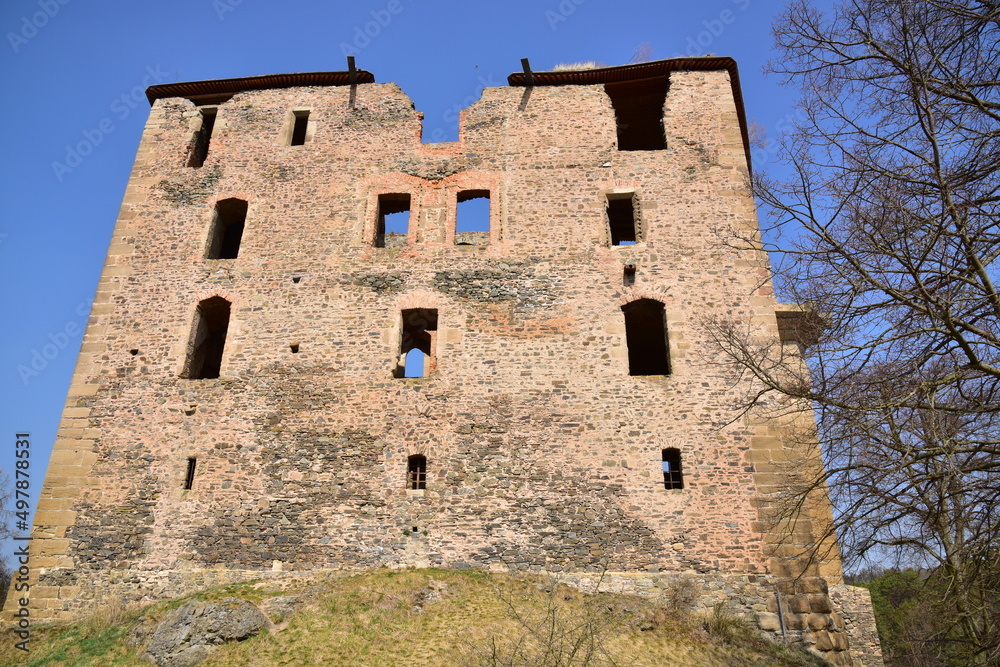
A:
[146, 70, 376, 105]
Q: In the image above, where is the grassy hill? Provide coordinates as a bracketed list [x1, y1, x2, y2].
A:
[1, 569, 828, 666]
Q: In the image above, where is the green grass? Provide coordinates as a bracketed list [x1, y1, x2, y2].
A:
[0, 570, 827, 667]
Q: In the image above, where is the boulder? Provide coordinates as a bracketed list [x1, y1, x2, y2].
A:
[141, 597, 269, 667]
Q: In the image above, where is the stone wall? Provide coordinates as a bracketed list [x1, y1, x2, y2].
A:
[830, 584, 885, 667]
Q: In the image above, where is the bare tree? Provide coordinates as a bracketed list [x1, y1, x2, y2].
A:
[707, 0, 1000, 663]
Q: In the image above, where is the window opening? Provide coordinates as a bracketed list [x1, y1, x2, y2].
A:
[184, 457, 197, 490]
[605, 77, 668, 151]
[662, 449, 683, 490]
[623, 263, 636, 287]
[403, 348, 425, 377]
[621, 299, 669, 375]
[407, 455, 427, 490]
[206, 198, 247, 259]
[456, 190, 491, 246]
[375, 193, 411, 248]
[187, 107, 217, 168]
[290, 110, 309, 146]
[607, 193, 638, 245]
[182, 296, 231, 379]
[396, 308, 438, 378]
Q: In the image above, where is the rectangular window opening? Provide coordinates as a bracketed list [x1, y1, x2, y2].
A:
[607, 193, 638, 245]
[662, 449, 683, 490]
[605, 77, 668, 151]
[408, 455, 427, 490]
[182, 296, 231, 379]
[375, 193, 411, 248]
[184, 457, 197, 490]
[290, 110, 309, 146]
[396, 308, 438, 378]
[206, 198, 248, 259]
[187, 107, 217, 168]
[456, 190, 491, 246]
[622, 299, 670, 376]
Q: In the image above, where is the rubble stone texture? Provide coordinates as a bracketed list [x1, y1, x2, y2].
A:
[12, 59, 881, 665]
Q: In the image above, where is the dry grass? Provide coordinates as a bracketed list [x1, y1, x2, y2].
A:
[0, 569, 826, 667]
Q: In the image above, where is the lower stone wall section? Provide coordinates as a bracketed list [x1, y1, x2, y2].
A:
[556, 571, 862, 665]
[830, 584, 885, 667]
[23, 566, 880, 666]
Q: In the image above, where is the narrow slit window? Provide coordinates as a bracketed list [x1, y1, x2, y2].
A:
[662, 449, 683, 490]
[375, 193, 411, 248]
[182, 296, 231, 379]
[206, 198, 248, 259]
[184, 457, 197, 490]
[408, 455, 427, 490]
[456, 190, 491, 246]
[607, 193, 638, 245]
[605, 77, 668, 151]
[396, 308, 437, 378]
[290, 110, 309, 146]
[621, 299, 670, 376]
[187, 107, 217, 168]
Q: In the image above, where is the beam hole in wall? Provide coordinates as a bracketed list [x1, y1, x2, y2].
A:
[456, 190, 491, 245]
[290, 343, 300, 354]
[662, 448, 683, 489]
[292, 275, 302, 284]
[605, 77, 668, 151]
[396, 308, 437, 378]
[407, 455, 427, 490]
[187, 107, 217, 168]
[623, 263, 636, 287]
[621, 299, 670, 376]
[375, 193, 411, 248]
[181, 296, 231, 379]
[607, 193, 638, 245]
[183, 457, 197, 490]
[206, 198, 248, 259]
[129, 349, 139, 356]
[290, 110, 310, 146]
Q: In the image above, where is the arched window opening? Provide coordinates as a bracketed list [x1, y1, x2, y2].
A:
[403, 348, 426, 377]
[621, 299, 670, 376]
[206, 198, 247, 259]
[456, 190, 491, 246]
[395, 308, 438, 378]
[408, 454, 427, 490]
[182, 296, 231, 379]
[662, 448, 683, 490]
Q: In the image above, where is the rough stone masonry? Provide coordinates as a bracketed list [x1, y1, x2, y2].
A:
[10, 58, 881, 665]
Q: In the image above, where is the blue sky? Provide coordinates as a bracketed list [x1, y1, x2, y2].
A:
[0, 0, 819, 564]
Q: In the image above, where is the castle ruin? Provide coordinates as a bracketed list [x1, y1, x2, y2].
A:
[15, 57, 881, 665]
